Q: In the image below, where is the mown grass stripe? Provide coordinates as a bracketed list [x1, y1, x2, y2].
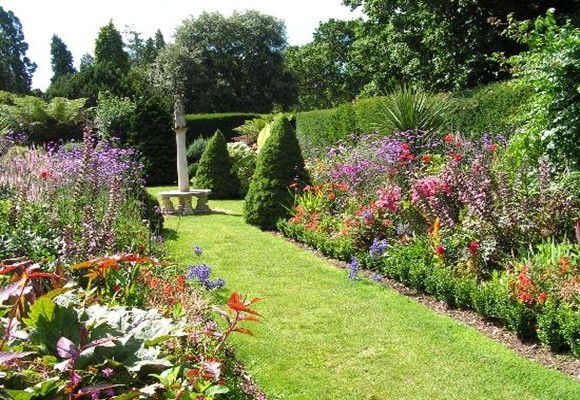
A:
[149, 191, 579, 400]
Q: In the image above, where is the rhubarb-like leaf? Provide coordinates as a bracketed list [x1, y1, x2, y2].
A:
[56, 337, 79, 359]
[0, 351, 33, 364]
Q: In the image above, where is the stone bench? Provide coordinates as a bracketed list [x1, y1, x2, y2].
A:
[158, 189, 211, 215]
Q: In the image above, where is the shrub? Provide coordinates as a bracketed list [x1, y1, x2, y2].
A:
[505, 9, 580, 170]
[244, 115, 308, 230]
[371, 85, 452, 136]
[228, 142, 257, 197]
[0, 94, 88, 144]
[94, 91, 136, 142]
[194, 130, 240, 199]
[129, 95, 175, 186]
[186, 136, 209, 178]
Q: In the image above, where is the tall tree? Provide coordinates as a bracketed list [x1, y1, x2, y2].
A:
[0, 6, 36, 93]
[341, 0, 580, 92]
[50, 34, 76, 82]
[93, 21, 132, 98]
[94, 20, 129, 73]
[286, 19, 364, 110]
[155, 10, 296, 113]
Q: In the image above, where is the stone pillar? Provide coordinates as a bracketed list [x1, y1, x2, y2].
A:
[175, 127, 190, 192]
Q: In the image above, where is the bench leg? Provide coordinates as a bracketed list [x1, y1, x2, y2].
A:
[194, 195, 211, 214]
[178, 196, 195, 215]
[160, 196, 175, 213]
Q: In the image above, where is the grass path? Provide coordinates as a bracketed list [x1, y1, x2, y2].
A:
[150, 191, 580, 399]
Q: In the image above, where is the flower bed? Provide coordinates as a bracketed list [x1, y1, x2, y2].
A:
[279, 131, 580, 355]
[0, 129, 264, 398]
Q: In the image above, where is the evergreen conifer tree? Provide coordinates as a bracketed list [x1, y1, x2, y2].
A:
[244, 115, 308, 230]
[194, 130, 240, 199]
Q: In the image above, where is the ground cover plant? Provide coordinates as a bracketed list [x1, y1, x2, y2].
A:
[0, 131, 262, 399]
[278, 129, 580, 355]
[153, 194, 580, 399]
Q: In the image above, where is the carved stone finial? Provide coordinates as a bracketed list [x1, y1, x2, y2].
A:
[173, 94, 186, 129]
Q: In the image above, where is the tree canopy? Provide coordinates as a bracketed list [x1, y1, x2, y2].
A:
[50, 34, 76, 82]
[155, 10, 297, 113]
[0, 6, 36, 93]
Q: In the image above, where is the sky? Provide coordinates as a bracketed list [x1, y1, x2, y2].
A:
[2, 0, 362, 91]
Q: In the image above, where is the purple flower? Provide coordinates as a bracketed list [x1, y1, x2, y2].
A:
[186, 264, 225, 290]
[348, 256, 359, 280]
[370, 272, 384, 283]
[186, 264, 211, 281]
[369, 238, 388, 259]
[102, 367, 114, 378]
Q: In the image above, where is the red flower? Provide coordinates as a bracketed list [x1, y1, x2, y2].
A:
[435, 244, 445, 256]
[40, 171, 51, 179]
[401, 142, 410, 151]
[444, 134, 454, 144]
[561, 257, 569, 274]
[452, 154, 462, 162]
[468, 241, 479, 255]
[537, 292, 547, 304]
[488, 144, 498, 152]
[422, 154, 432, 163]
[518, 292, 534, 304]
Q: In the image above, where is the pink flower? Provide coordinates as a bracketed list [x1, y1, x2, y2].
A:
[375, 185, 402, 213]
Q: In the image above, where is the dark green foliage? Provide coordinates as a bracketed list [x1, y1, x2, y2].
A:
[135, 185, 164, 234]
[0, 6, 36, 93]
[129, 95, 175, 186]
[295, 80, 530, 156]
[185, 113, 262, 143]
[194, 130, 240, 199]
[506, 10, 580, 171]
[244, 116, 308, 230]
[50, 34, 76, 82]
[156, 10, 297, 113]
[441, 81, 533, 137]
[94, 21, 129, 73]
[186, 136, 209, 178]
[285, 19, 364, 111]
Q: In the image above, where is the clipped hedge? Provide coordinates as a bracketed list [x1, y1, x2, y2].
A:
[441, 80, 532, 137]
[295, 80, 532, 156]
[279, 225, 580, 354]
[185, 113, 263, 145]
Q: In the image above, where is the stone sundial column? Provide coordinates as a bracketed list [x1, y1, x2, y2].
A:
[173, 94, 190, 192]
[175, 127, 190, 192]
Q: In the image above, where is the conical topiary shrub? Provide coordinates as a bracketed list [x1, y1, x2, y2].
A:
[194, 130, 240, 199]
[244, 115, 309, 230]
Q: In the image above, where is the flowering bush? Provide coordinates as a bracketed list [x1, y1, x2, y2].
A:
[281, 129, 580, 353]
[0, 127, 163, 262]
[0, 255, 262, 398]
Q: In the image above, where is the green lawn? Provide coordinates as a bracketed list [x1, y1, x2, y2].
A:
[149, 188, 579, 399]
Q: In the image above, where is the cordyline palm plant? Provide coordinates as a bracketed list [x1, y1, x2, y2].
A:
[374, 85, 453, 139]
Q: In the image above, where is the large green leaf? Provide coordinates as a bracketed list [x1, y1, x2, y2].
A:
[22, 295, 81, 355]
